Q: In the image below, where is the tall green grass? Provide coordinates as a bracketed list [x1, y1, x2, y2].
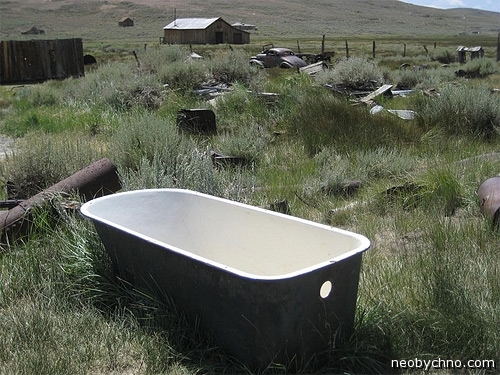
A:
[316, 56, 385, 90]
[357, 212, 500, 365]
[282, 86, 419, 155]
[412, 83, 500, 139]
[0, 131, 105, 198]
[0, 204, 222, 374]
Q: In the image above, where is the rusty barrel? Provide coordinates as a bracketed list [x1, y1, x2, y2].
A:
[477, 177, 500, 227]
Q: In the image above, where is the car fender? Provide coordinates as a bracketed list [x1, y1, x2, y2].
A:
[249, 59, 265, 67]
[281, 56, 308, 68]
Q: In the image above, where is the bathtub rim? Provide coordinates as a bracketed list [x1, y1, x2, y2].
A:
[80, 188, 371, 280]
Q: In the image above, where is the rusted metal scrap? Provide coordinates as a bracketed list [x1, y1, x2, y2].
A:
[0, 200, 24, 209]
[177, 109, 216, 135]
[0, 158, 121, 241]
[477, 177, 500, 228]
[269, 199, 291, 215]
[299, 61, 329, 76]
[370, 105, 416, 120]
[210, 150, 250, 168]
[21, 26, 45, 35]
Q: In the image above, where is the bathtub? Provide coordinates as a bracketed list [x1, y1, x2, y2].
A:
[80, 189, 370, 369]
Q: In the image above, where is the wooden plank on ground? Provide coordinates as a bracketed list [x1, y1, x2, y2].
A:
[359, 84, 393, 103]
[299, 61, 328, 75]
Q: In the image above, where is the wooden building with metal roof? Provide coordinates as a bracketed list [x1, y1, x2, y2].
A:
[118, 17, 134, 27]
[162, 17, 250, 45]
[456, 45, 484, 63]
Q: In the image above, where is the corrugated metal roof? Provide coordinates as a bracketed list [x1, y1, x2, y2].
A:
[456, 45, 483, 52]
[467, 46, 483, 52]
[163, 18, 220, 30]
[232, 22, 256, 27]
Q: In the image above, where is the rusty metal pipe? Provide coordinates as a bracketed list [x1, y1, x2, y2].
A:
[0, 158, 121, 241]
[477, 176, 500, 228]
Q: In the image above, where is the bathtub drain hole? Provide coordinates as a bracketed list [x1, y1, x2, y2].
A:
[320, 281, 332, 298]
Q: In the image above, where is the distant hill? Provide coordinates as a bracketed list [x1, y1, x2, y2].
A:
[1, 0, 499, 41]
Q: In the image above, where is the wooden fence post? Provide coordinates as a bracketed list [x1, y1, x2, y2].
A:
[373, 40, 376, 59]
[497, 32, 500, 62]
[345, 40, 349, 58]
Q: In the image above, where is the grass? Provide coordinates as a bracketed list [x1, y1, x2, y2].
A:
[412, 81, 500, 139]
[0, 40, 500, 374]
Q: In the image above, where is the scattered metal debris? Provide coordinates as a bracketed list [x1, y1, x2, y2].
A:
[269, 199, 291, 215]
[83, 54, 97, 65]
[369, 105, 386, 115]
[297, 35, 335, 64]
[323, 84, 354, 97]
[322, 180, 362, 197]
[391, 89, 415, 97]
[388, 109, 416, 120]
[21, 26, 45, 35]
[193, 82, 231, 98]
[253, 91, 280, 105]
[201, 89, 280, 110]
[187, 51, 203, 61]
[370, 105, 417, 120]
[299, 61, 329, 76]
[423, 88, 438, 97]
[210, 150, 250, 168]
[303, 50, 335, 64]
[177, 109, 216, 135]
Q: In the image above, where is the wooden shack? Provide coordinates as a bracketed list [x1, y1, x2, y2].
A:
[232, 22, 258, 31]
[163, 17, 250, 45]
[118, 17, 134, 27]
[0, 38, 84, 85]
[21, 26, 45, 35]
[456, 45, 484, 63]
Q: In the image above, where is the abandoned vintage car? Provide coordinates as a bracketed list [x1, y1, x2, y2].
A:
[249, 45, 308, 69]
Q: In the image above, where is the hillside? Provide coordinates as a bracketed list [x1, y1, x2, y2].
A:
[1, 0, 499, 42]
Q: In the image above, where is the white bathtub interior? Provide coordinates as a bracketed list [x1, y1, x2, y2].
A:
[82, 189, 369, 278]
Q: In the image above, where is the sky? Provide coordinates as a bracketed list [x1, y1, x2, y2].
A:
[399, 0, 500, 13]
